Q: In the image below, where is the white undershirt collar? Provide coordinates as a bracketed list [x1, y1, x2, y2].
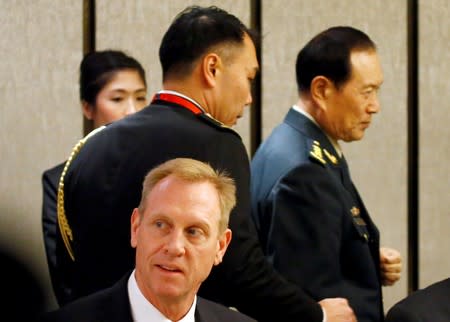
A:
[128, 270, 197, 322]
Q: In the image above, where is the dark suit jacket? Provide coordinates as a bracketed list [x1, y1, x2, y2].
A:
[57, 93, 322, 321]
[38, 272, 256, 322]
[42, 162, 71, 305]
[385, 278, 450, 322]
[251, 108, 383, 322]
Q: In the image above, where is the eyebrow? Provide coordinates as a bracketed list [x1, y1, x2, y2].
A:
[108, 88, 147, 94]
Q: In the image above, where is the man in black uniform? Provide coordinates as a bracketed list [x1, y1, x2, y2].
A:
[57, 6, 354, 322]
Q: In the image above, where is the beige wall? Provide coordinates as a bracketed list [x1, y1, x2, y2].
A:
[0, 0, 448, 315]
[0, 0, 83, 309]
[261, 0, 409, 311]
[418, 0, 450, 288]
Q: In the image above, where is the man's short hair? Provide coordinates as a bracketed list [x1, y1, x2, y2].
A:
[159, 5, 258, 81]
[296, 26, 376, 93]
[138, 158, 236, 233]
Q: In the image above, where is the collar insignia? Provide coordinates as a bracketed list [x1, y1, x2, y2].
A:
[309, 141, 326, 165]
[323, 149, 338, 164]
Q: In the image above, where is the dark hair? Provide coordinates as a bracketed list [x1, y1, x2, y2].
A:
[159, 5, 258, 81]
[296, 26, 376, 93]
[79, 50, 146, 105]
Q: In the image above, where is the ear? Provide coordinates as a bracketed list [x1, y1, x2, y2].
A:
[214, 228, 232, 266]
[310, 76, 333, 110]
[201, 53, 221, 88]
[81, 100, 94, 120]
[130, 208, 140, 248]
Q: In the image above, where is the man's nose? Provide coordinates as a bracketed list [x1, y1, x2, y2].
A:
[246, 91, 253, 106]
[369, 94, 381, 114]
[164, 230, 186, 257]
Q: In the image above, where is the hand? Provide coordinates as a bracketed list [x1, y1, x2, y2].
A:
[380, 247, 402, 286]
[319, 298, 357, 322]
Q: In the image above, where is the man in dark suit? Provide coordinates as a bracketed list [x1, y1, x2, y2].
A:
[250, 26, 402, 322]
[385, 277, 450, 322]
[40, 158, 255, 321]
[56, 5, 354, 322]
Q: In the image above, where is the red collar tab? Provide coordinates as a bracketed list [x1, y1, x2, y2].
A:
[152, 92, 203, 115]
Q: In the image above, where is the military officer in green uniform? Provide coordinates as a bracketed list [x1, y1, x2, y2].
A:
[250, 26, 402, 322]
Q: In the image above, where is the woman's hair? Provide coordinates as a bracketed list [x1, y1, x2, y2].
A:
[79, 50, 146, 105]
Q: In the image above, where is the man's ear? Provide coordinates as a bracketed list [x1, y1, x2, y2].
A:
[202, 53, 221, 88]
[81, 100, 94, 120]
[214, 228, 232, 266]
[130, 208, 140, 249]
[310, 76, 333, 110]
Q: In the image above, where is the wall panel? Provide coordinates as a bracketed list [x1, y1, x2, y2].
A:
[96, 0, 252, 155]
[418, 0, 450, 288]
[261, 0, 409, 311]
[0, 0, 83, 310]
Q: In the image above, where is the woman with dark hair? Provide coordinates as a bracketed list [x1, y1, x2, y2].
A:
[41, 49, 147, 306]
[79, 49, 147, 130]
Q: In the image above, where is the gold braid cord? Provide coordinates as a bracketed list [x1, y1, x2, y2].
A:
[57, 126, 106, 261]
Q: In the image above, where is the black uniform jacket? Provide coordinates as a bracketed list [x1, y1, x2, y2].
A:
[250, 108, 383, 322]
[57, 92, 322, 321]
[385, 277, 450, 322]
[42, 162, 72, 305]
[38, 271, 256, 322]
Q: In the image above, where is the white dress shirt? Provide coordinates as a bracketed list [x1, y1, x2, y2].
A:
[128, 270, 197, 322]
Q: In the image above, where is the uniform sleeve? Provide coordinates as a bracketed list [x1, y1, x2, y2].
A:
[42, 168, 62, 299]
[198, 132, 323, 322]
[265, 163, 345, 299]
[42, 169, 58, 266]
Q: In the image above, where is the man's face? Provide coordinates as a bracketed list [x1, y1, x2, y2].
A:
[213, 33, 259, 126]
[324, 50, 383, 142]
[130, 175, 230, 306]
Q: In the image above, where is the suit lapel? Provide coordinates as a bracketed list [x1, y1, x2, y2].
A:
[195, 298, 219, 322]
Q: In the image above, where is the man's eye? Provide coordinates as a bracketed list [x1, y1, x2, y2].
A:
[363, 90, 373, 98]
[187, 227, 203, 237]
[155, 220, 166, 229]
[111, 97, 123, 102]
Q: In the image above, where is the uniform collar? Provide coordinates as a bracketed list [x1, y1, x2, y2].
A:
[292, 104, 343, 157]
[152, 90, 231, 129]
[152, 90, 206, 115]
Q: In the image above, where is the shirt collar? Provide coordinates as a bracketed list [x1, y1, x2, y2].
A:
[156, 90, 206, 114]
[292, 104, 343, 157]
[128, 270, 197, 322]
